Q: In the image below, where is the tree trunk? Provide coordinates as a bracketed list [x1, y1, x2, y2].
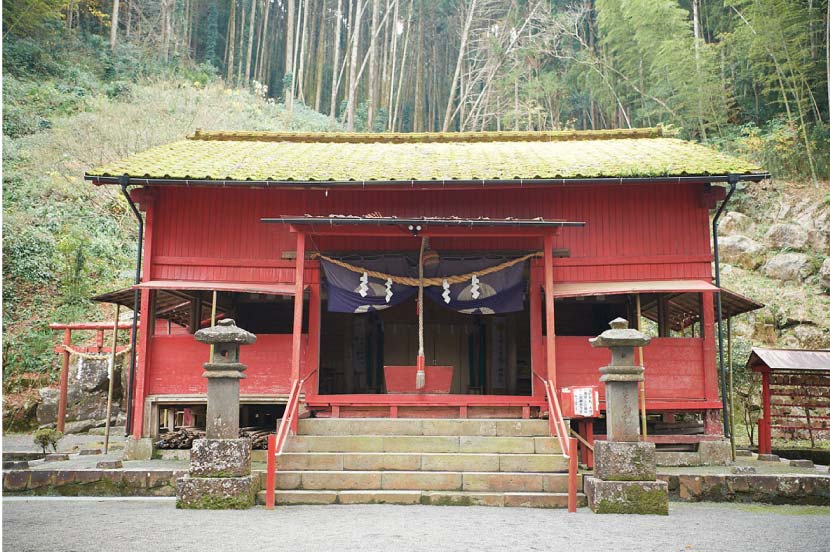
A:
[442, 0, 476, 132]
[256, 0, 272, 82]
[298, 0, 312, 103]
[386, 0, 400, 125]
[227, 0, 237, 82]
[330, 0, 344, 126]
[110, 0, 120, 49]
[286, 0, 296, 109]
[346, 0, 363, 130]
[314, 0, 328, 112]
[237, 2, 247, 85]
[367, 0, 381, 128]
[244, 0, 257, 84]
[413, 5, 424, 132]
[392, 0, 413, 131]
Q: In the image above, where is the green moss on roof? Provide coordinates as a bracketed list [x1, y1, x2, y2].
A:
[86, 128, 762, 183]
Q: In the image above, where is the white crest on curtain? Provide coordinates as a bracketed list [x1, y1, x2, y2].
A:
[358, 272, 369, 297]
[385, 278, 393, 303]
[442, 279, 451, 304]
[470, 274, 481, 299]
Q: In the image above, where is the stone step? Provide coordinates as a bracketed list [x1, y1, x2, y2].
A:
[299, 418, 550, 437]
[256, 489, 587, 508]
[276, 452, 568, 473]
[284, 435, 560, 454]
[273, 470, 578, 492]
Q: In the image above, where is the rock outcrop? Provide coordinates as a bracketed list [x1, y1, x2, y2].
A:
[719, 211, 754, 236]
[764, 223, 809, 251]
[761, 252, 815, 282]
[36, 355, 127, 431]
[821, 258, 830, 292]
[719, 235, 765, 269]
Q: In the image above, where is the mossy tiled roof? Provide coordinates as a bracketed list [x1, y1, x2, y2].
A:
[86, 127, 762, 183]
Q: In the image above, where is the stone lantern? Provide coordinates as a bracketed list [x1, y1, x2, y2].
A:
[584, 318, 668, 515]
[195, 319, 256, 439]
[176, 319, 257, 509]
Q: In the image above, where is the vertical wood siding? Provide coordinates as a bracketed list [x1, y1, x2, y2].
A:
[149, 183, 713, 284]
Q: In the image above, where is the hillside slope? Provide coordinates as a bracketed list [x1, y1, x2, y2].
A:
[3, 67, 338, 427]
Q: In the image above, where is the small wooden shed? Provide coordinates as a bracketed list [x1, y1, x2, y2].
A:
[748, 347, 830, 454]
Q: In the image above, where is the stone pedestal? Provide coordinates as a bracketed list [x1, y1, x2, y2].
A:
[585, 477, 669, 515]
[586, 318, 668, 515]
[176, 319, 257, 510]
[124, 437, 154, 460]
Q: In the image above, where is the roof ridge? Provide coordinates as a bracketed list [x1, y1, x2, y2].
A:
[188, 127, 669, 144]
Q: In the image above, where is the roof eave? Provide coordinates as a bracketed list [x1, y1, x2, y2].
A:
[85, 172, 770, 189]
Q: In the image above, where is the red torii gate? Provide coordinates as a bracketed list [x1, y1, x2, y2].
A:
[49, 322, 132, 433]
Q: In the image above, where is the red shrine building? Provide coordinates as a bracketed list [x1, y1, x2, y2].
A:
[86, 128, 765, 457]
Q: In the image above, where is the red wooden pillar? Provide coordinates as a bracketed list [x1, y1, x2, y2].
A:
[304, 279, 321, 400]
[130, 189, 155, 439]
[543, 233, 557, 386]
[132, 289, 152, 438]
[760, 370, 772, 454]
[701, 291, 719, 405]
[290, 231, 306, 433]
[529, 262, 543, 399]
[57, 329, 71, 433]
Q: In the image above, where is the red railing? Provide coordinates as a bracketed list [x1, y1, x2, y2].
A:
[265, 368, 317, 510]
[536, 373, 578, 512]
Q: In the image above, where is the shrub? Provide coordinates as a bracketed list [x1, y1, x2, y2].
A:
[33, 428, 63, 453]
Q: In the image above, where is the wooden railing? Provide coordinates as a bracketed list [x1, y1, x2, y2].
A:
[536, 373, 578, 512]
[265, 368, 317, 510]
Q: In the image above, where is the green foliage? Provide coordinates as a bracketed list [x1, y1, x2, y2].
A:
[710, 120, 830, 180]
[596, 0, 728, 138]
[351, 102, 390, 132]
[2, 0, 65, 39]
[33, 428, 63, 453]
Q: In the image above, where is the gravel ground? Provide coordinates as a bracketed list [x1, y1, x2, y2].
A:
[3, 498, 829, 552]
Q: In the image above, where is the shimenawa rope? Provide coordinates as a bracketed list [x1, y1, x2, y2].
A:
[314, 251, 541, 287]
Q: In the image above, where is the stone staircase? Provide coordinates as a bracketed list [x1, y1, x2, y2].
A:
[256, 418, 586, 508]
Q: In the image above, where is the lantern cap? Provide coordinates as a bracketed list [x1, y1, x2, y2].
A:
[194, 319, 257, 345]
[589, 318, 650, 348]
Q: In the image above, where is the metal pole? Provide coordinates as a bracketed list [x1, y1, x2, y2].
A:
[636, 294, 647, 439]
[121, 177, 143, 437]
[713, 177, 737, 439]
[727, 316, 735, 460]
[104, 304, 121, 454]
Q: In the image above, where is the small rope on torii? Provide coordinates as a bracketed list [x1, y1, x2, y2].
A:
[60, 344, 132, 361]
[313, 251, 542, 287]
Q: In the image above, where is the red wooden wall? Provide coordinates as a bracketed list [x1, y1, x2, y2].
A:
[132, 182, 719, 437]
[146, 334, 307, 395]
[147, 183, 713, 285]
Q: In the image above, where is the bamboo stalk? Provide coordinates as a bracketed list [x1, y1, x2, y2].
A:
[104, 304, 120, 455]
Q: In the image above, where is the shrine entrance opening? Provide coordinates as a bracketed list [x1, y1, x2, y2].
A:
[318, 279, 532, 395]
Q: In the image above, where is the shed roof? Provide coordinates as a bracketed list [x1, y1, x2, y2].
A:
[85, 127, 764, 186]
[747, 347, 830, 373]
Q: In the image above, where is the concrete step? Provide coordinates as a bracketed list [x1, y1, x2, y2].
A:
[284, 435, 560, 454]
[299, 418, 550, 437]
[273, 470, 578, 492]
[256, 489, 587, 508]
[276, 452, 568, 473]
